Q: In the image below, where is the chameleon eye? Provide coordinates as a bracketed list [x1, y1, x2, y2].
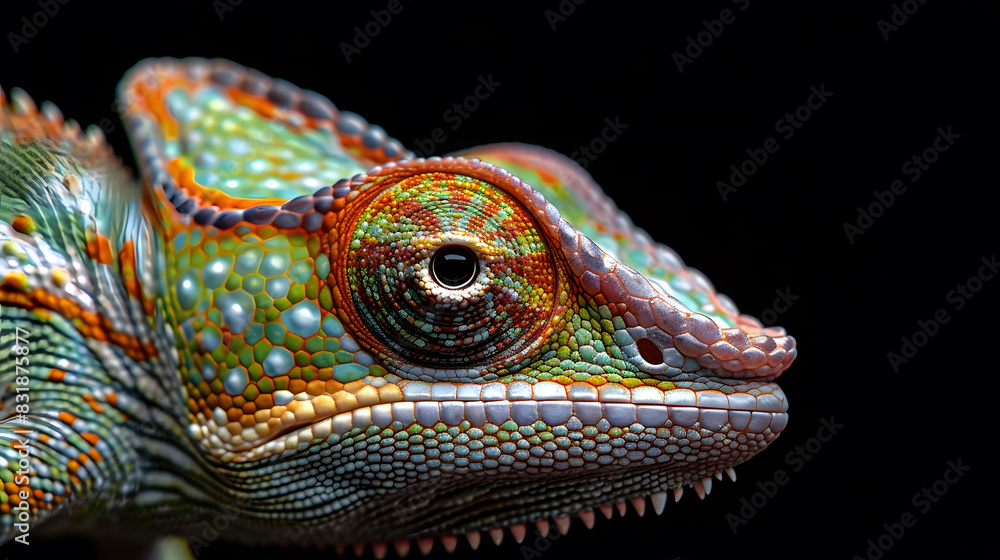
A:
[431, 245, 479, 289]
[334, 171, 558, 370]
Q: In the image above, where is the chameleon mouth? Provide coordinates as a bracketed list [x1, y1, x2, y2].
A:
[228, 380, 788, 558]
[201, 370, 788, 459]
[219, 378, 787, 552]
[221, 378, 788, 462]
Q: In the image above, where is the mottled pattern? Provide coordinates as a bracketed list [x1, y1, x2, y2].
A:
[1, 58, 796, 554]
[168, 211, 387, 453]
[164, 88, 367, 201]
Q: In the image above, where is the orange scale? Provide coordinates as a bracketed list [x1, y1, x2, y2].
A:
[11, 214, 36, 234]
[226, 88, 277, 120]
[305, 380, 327, 395]
[85, 230, 114, 265]
[83, 395, 105, 414]
[325, 379, 344, 393]
[254, 394, 274, 409]
[0, 292, 32, 307]
[170, 160, 286, 210]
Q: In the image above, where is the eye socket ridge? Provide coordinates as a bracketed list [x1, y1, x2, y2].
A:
[430, 244, 480, 290]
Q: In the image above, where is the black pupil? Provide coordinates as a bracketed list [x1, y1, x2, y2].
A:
[432, 245, 478, 289]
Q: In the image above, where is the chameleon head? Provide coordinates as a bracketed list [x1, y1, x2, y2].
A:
[103, 58, 796, 549]
[172, 156, 795, 546]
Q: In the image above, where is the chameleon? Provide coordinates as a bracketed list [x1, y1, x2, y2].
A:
[0, 58, 796, 556]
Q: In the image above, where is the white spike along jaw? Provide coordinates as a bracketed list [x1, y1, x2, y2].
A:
[651, 492, 668, 515]
[693, 480, 706, 500]
[510, 522, 527, 543]
[440, 535, 458, 553]
[630, 497, 646, 517]
[9, 87, 37, 114]
[344, 470, 740, 557]
[40, 99, 64, 125]
[554, 515, 571, 535]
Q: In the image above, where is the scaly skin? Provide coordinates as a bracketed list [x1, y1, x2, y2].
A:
[0, 58, 796, 554]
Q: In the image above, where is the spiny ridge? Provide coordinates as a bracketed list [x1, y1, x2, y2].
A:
[344, 471, 737, 557]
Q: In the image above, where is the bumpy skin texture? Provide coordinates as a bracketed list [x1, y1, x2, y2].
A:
[0, 59, 795, 553]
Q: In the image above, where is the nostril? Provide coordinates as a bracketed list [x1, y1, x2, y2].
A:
[636, 338, 663, 365]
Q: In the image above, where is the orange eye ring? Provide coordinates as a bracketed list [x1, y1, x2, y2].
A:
[331, 170, 560, 370]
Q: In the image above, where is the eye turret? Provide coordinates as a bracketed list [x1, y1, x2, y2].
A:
[335, 172, 559, 369]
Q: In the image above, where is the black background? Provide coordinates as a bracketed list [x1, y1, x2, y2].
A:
[1, 1, 996, 559]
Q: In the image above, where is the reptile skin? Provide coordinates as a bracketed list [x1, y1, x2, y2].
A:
[0, 58, 796, 555]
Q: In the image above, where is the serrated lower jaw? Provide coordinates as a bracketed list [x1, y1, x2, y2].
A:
[339, 468, 737, 558]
